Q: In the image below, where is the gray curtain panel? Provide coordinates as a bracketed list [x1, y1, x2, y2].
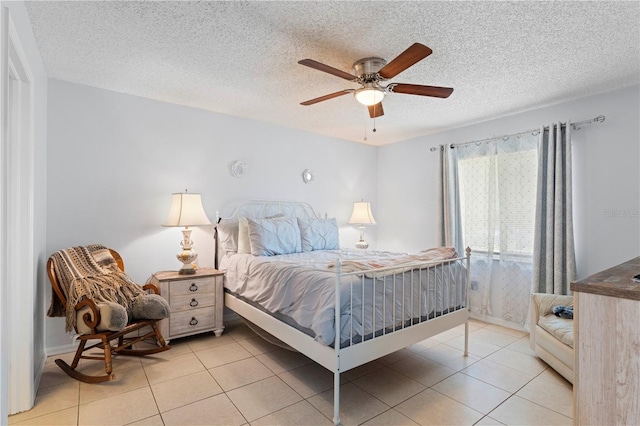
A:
[532, 122, 577, 295]
[436, 145, 463, 252]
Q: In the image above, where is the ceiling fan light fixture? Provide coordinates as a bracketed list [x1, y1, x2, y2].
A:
[354, 87, 385, 106]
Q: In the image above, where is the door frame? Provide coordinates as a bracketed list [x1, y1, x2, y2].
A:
[1, 6, 37, 418]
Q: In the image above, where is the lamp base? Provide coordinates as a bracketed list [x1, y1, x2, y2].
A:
[355, 224, 369, 249]
[355, 240, 369, 250]
[177, 250, 198, 275]
[178, 266, 197, 275]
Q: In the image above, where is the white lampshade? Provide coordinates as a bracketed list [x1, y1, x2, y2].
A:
[163, 193, 211, 227]
[348, 201, 377, 225]
[354, 87, 385, 106]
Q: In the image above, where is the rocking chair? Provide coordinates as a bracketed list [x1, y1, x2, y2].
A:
[47, 247, 171, 383]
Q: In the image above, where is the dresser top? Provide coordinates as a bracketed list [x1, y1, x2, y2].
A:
[571, 257, 640, 301]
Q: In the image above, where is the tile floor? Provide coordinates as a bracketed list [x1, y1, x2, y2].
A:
[8, 319, 573, 425]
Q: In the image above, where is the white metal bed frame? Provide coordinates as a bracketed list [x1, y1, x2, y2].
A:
[217, 201, 470, 425]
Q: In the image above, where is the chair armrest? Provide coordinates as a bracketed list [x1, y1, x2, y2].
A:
[75, 298, 101, 334]
[530, 293, 574, 351]
[143, 283, 160, 295]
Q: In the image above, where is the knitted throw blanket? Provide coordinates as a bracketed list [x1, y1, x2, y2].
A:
[47, 244, 145, 332]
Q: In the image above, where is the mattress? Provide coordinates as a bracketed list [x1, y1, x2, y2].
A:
[220, 249, 466, 347]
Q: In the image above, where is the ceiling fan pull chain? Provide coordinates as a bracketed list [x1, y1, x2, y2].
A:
[363, 111, 368, 142]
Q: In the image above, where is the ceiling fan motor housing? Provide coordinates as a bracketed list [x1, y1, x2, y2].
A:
[353, 57, 388, 83]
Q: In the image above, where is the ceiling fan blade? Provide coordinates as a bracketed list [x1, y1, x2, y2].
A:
[298, 59, 357, 81]
[378, 43, 433, 79]
[368, 102, 384, 118]
[300, 90, 352, 106]
[389, 83, 453, 98]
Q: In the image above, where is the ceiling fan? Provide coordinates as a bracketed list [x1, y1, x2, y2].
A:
[298, 43, 453, 118]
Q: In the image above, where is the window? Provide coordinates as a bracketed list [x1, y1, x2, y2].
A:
[457, 146, 537, 256]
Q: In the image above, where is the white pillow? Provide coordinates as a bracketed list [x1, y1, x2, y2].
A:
[297, 218, 340, 252]
[247, 217, 302, 256]
[216, 220, 239, 256]
[237, 217, 251, 254]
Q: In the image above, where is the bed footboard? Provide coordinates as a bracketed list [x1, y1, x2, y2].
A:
[330, 247, 471, 425]
[334, 248, 470, 349]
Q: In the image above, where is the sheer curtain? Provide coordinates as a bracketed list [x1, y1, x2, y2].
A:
[439, 133, 538, 326]
[532, 122, 576, 294]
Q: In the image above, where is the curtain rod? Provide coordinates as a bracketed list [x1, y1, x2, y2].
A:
[429, 115, 606, 152]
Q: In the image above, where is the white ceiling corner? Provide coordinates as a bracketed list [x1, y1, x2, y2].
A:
[25, 1, 640, 146]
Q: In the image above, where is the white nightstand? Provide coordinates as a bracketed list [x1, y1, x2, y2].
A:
[150, 268, 224, 343]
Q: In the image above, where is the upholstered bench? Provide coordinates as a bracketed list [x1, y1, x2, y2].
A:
[530, 293, 574, 384]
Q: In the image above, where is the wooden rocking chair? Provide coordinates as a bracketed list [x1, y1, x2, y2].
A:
[47, 248, 170, 383]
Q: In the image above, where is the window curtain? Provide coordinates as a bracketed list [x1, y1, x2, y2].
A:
[438, 144, 495, 319]
[437, 146, 463, 251]
[532, 122, 576, 295]
[438, 134, 538, 326]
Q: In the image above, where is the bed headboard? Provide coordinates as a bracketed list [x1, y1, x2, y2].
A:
[215, 200, 320, 267]
[223, 200, 320, 222]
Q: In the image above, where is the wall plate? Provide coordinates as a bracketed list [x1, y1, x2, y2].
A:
[229, 160, 247, 178]
[302, 169, 314, 184]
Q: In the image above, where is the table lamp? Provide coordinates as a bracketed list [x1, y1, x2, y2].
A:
[348, 200, 376, 249]
[163, 191, 212, 274]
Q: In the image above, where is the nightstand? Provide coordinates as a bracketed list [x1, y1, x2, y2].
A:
[150, 268, 224, 343]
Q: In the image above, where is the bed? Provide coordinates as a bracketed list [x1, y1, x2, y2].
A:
[215, 200, 470, 425]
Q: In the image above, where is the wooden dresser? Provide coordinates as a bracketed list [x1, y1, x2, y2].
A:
[150, 268, 225, 343]
[571, 257, 640, 425]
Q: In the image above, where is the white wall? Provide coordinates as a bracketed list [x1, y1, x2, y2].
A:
[378, 85, 640, 280]
[46, 79, 377, 351]
[1, 0, 48, 418]
[571, 86, 640, 277]
[45, 79, 639, 351]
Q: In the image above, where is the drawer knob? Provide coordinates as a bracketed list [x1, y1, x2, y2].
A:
[189, 317, 199, 326]
[189, 283, 198, 292]
[190, 298, 199, 307]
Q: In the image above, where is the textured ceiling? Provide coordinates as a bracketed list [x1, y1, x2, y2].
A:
[25, 1, 640, 146]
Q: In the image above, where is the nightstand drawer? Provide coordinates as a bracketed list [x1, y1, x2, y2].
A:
[169, 277, 216, 297]
[171, 294, 215, 312]
[170, 309, 215, 336]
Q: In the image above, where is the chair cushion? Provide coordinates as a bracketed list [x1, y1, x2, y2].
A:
[131, 294, 171, 320]
[538, 314, 574, 348]
[76, 302, 128, 335]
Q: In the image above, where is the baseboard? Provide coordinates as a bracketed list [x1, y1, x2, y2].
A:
[32, 351, 47, 405]
[46, 342, 78, 357]
[470, 313, 528, 332]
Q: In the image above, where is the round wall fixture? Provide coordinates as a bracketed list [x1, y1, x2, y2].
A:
[302, 169, 314, 184]
[229, 160, 247, 178]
